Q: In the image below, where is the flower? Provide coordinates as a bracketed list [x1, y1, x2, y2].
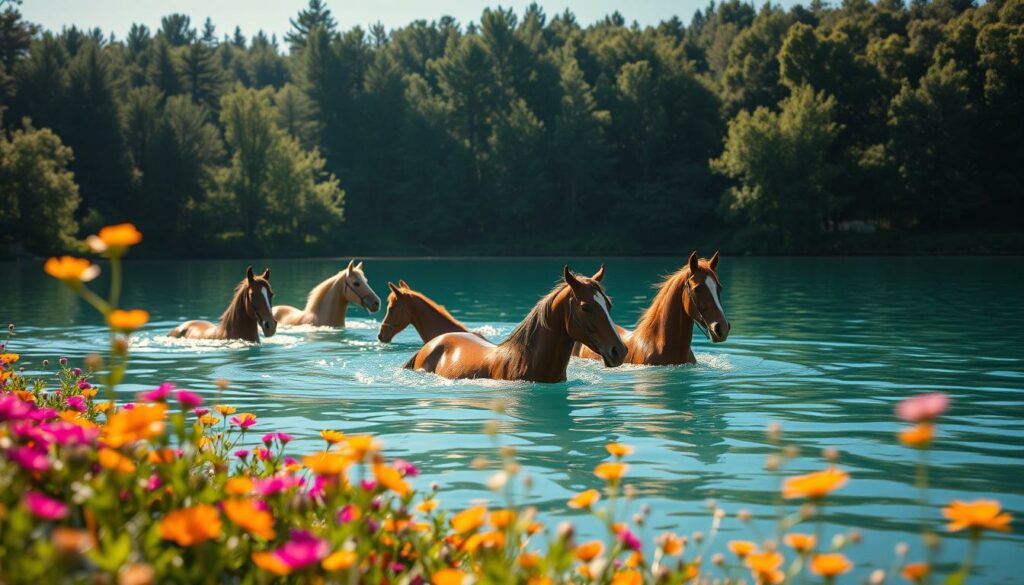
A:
[24, 491, 68, 520]
[896, 393, 949, 422]
[337, 504, 361, 523]
[417, 499, 439, 513]
[230, 413, 257, 429]
[215, 404, 236, 415]
[746, 551, 784, 584]
[810, 553, 853, 577]
[489, 509, 515, 529]
[575, 540, 604, 562]
[432, 569, 466, 585]
[107, 309, 149, 332]
[899, 423, 935, 448]
[223, 498, 276, 540]
[304, 451, 350, 475]
[99, 448, 137, 473]
[103, 403, 167, 447]
[611, 571, 641, 585]
[9, 446, 50, 472]
[252, 551, 292, 575]
[451, 506, 487, 533]
[568, 489, 600, 509]
[901, 563, 929, 582]
[224, 476, 254, 496]
[784, 533, 817, 553]
[87, 223, 142, 253]
[44, 256, 100, 283]
[275, 530, 329, 570]
[139, 384, 173, 402]
[321, 429, 345, 443]
[594, 461, 628, 481]
[199, 415, 220, 426]
[660, 533, 684, 556]
[618, 527, 642, 551]
[322, 550, 357, 571]
[175, 390, 203, 408]
[942, 499, 1012, 532]
[393, 458, 419, 476]
[374, 463, 412, 496]
[66, 395, 86, 412]
[783, 468, 849, 499]
[606, 442, 634, 457]
[345, 434, 381, 460]
[728, 540, 758, 558]
[253, 474, 303, 496]
[159, 505, 222, 546]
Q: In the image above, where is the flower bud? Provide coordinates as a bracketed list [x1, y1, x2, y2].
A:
[84, 354, 102, 370]
[118, 563, 155, 585]
[623, 484, 637, 499]
[765, 455, 780, 471]
[712, 553, 725, 566]
[783, 445, 800, 459]
[870, 570, 886, 584]
[737, 509, 752, 522]
[767, 421, 782, 441]
[215, 378, 230, 390]
[895, 542, 909, 556]
[823, 447, 839, 463]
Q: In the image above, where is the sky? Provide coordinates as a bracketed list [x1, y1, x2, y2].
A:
[18, 0, 733, 41]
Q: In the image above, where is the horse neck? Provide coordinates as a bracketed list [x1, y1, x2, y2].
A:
[410, 295, 464, 339]
[521, 292, 576, 382]
[633, 274, 694, 360]
[307, 274, 349, 326]
[218, 289, 259, 342]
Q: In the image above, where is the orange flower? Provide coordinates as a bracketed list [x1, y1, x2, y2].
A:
[747, 551, 784, 584]
[81, 387, 98, 398]
[44, 256, 100, 283]
[345, 434, 381, 461]
[451, 506, 487, 533]
[606, 442, 634, 457]
[575, 540, 604, 562]
[432, 568, 466, 585]
[215, 404, 236, 415]
[659, 532, 684, 556]
[594, 462, 628, 482]
[199, 415, 220, 425]
[527, 576, 551, 585]
[322, 550, 357, 571]
[87, 223, 142, 252]
[417, 499, 439, 513]
[252, 551, 291, 575]
[782, 468, 849, 499]
[103, 402, 166, 447]
[899, 423, 935, 448]
[223, 498, 275, 540]
[107, 309, 149, 332]
[612, 570, 641, 585]
[374, 463, 411, 496]
[0, 353, 19, 363]
[304, 451, 351, 475]
[783, 533, 816, 553]
[463, 530, 505, 553]
[160, 505, 221, 546]
[810, 553, 853, 577]
[901, 563, 929, 582]
[14, 390, 33, 401]
[568, 489, 600, 509]
[489, 509, 516, 529]
[148, 448, 177, 464]
[95, 401, 114, 413]
[943, 499, 1012, 532]
[728, 540, 758, 558]
[99, 448, 136, 473]
[321, 429, 345, 444]
[224, 476, 254, 496]
[519, 551, 541, 569]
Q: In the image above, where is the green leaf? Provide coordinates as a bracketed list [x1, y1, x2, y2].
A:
[945, 569, 967, 585]
[86, 529, 132, 572]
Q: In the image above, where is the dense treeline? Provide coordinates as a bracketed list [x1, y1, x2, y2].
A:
[0, 0, 1021, 256]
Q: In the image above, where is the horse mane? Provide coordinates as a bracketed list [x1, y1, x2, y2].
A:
[405, 288, 467, 329]
[218, 279, 253, 335]
[305, 270, 345, 313]
[631, 266, 692, 349]
[495, 281, 566, 378]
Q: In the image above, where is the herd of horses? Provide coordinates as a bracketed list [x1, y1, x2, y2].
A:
[168, 253, 731, 383]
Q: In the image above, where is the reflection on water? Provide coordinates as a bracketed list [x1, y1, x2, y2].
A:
[4, 257, 1023, 583]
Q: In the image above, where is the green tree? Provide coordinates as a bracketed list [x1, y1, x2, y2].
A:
[147, 37, 181, 96]
[160, 14, 195, 47]
[286, 0, 337, 52]
[179, 40, 223, 108]
[273, 83, 317, 147]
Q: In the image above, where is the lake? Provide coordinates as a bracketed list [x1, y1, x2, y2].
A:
[4, 256, 1023, 582]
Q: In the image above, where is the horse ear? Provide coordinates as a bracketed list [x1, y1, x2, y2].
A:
[346, 259, 355, 272]
[709, 251, 720, 271]
[398, 279, 409, 289]
[592, 264, 606, 282]
[688, 251, 699, 274]
[355, 261, 363, 271]
[261, 267, 271, 280]
[563, 265, 583, 295]
[246, 265, 255, 284]
[387, 281, 402, 295]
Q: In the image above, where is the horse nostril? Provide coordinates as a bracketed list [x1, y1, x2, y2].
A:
[711, 322, 722, 338]
[610, 346, 620, 358]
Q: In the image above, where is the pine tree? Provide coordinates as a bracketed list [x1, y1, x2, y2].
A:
[147, 37, 181, 96]
[160, 14, 195, 47]
[286, 0, 337, 52]
[179, 41, 222, 108]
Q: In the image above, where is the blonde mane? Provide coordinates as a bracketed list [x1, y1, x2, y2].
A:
[304, 270, 350, 322]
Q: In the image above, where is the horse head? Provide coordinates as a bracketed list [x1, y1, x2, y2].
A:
[339, 259, 381, 313]
[683, 251, 729, 343]
[246, 266, 277, 337]
[378, 281, 413, 343]
[563, 265, 627, 367]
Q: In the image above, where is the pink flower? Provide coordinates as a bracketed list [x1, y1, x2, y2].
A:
[9, 446, 50, 472]
[0, 394, 34, 421]
[122, 403, 135, 410]
[175, 389, 203, 408]
[230, 415, 256, 429]
[28, 407, 58, 421]
[77, 379, 90, 390]
[43, 422, 99, 445]
[337, 504, 358, 523]
[393, 458, 419, 477]
[138, 383, 173, 402]
[360, 479, 378, 492]
[234, 450, 250, 459]
[308, 475, 327, 498]
[66, 395, 87, 412]
[254, 447, 270, 461]
[617, 526, 642, 551]
[193, 407, 209, 417]
[263, 432, 292, 445]
[146, 474, 162, 491]
[253, 474, 303, 496]
[24, 491, 68, 520]
[897, 392, 949, 422]
[275, 530, 329, 569]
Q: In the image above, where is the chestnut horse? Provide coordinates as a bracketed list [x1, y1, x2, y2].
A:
[575, 251, 730, 365]
[273, 259, 381, 327]
[169, 266, 277, 343]
[404, 266, 628, 383]
[377, 280, 473, 343]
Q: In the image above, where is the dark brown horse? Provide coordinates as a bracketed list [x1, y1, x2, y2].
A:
[575, 251, 730, 365]
[377, 280, 472, 343]
[169, 266, 277, 343]
[404, 266, 627, 383]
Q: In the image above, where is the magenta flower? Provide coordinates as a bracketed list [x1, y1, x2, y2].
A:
[175, 389, 203, 408]
[275, 530, 329, 569]
[193, 407, 209, 417]
[59, 357, 68, 366]
[138, 383, 173, 402]
[253, 474, 303, 496]
[24, 491, 68, 520]
[66, 395, 87, 412]
[122, 403, 135, 410]
[617, 526, 642, 551]
[263, 432, 293, 446]
[284, 456, 299, 467]
[146, 474, 162, 491]
[337, 504, 358, 523]
[28, 407, 58, 421]
[0, 394, 33, 421]
[308, 475, 327, 498]
[77, 379, 90, 390]
[234, 449, 250, 459]
[9, 446, 50, 472]
[360, 479, 378, 492]
[897, 392, 950, 422]
[72, 367, 81, 376]
[43, 422, 99, 445]
[230, 415, 257, 429]
[254, 447, 270, 461]
[393, 458, 420, 477]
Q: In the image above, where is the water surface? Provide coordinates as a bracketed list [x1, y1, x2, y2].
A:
[4, 257, 1023, 582]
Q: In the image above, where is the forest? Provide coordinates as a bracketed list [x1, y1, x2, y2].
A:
[0, 0, 1021, 256]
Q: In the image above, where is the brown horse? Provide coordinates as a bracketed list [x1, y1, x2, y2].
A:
[273, 259, 381, 327]
[377, 280, 473, 343]
[575, 251, 730, 365]
[404, 266, 628, 383]
[169, 266, 277, 343]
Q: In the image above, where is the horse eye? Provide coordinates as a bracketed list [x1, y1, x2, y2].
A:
[580, 303, 593, 313]
[354, 282, 361, 287]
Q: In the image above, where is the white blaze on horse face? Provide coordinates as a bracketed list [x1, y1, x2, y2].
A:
[261, 286, 272, 310]
[705, 277, 724, 316]
[593, 292, 625, 346]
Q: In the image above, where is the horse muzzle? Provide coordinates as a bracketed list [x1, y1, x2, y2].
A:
[709, 321, 729, 343]
[363, 298, 381, 313]
[260, 319, 277, 338]
[600, 342, 628, 368]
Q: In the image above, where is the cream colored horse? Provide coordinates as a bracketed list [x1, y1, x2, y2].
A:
[273, 259, 382, 327]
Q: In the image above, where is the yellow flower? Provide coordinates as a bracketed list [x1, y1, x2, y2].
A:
[0, 353, 19, 363]
[463, 530, 505, 553]
[160, 505, 222, 546]
[374, 463, 412, 496]
[321, 429, 345, 443]
[746, 551, 784, 584]
[81, 387, 98, 398]
[224, 476, 254, 496]
[568, 488, 601, 509]
[199, 415, 220, 426]
[417, 499, 439, 513]
[943, 499, 1012, 532]
[606, 442, 634, 457]
[252, 551, 291, 575]
[107, 309, 149, 332]
[322, 550, 357, 571]
[782, 468, 849, 499]
[87, 223, 142, 253]
[611, 570, 641, 585]
[899, 423, 935, 448]
[594, 461, 628, 482]
[215, 404, 236, 415]
[728, 540, 758, 558]
[660, 532, 684, 556]
[345, 434, 381, 461]
[901, 563, 929, 582]
[223, 498, 275, 540]
[103, 403, 167, 447]
[99, 448, 136, 473]
[810, 553, 853, 577]
[432, 569, 466, 585]
[44, 256, 100, 283]
[304, 451, 351, 475]
[575, 540, 604, 562]
[489, 509, 516, 529]
[95, 401, 114, 413]
[147, 448, 177, 464]
[783, 533, 816, 553]
[451, 506, 487, 533]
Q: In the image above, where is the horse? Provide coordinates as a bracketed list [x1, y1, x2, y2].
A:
[403, 266, 628, 383]
[377, 280, 474, 343]
[272, 259, 382, 327]
[169, 266, 277, 343]
[574, 251, 730, 366]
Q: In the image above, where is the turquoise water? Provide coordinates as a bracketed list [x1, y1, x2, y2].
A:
[5, 257, 1023, 582]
